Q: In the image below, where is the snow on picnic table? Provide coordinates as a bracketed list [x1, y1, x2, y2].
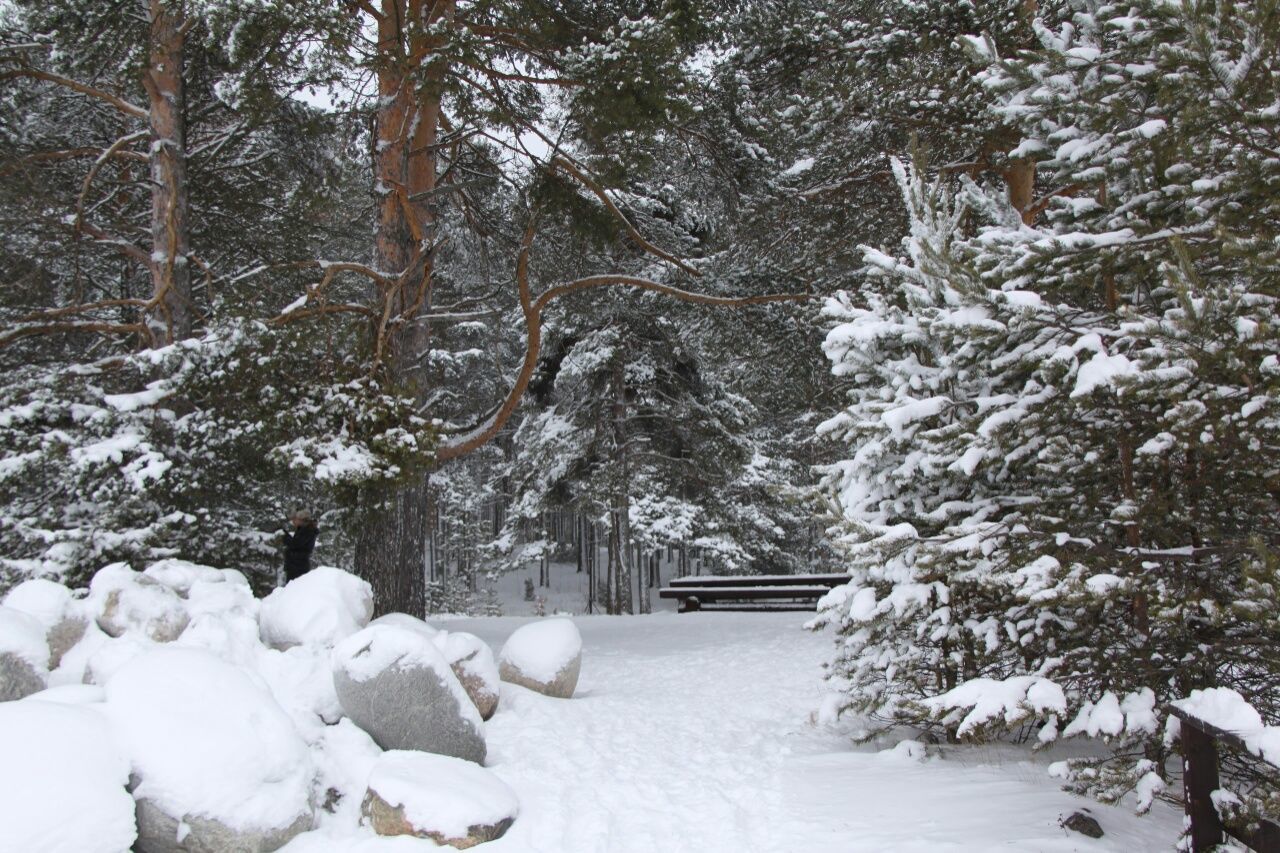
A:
[427, 611, 1183, 853]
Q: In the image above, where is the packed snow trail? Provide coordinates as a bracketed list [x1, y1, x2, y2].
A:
[427, 612, 1182, 853]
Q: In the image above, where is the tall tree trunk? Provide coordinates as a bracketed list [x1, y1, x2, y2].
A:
[353, 0, 450, 616]
[612, 359, 634, 614]
[144, 0, 192, 343]
[606, 519, 618, 614]
[586, 519, 596, 613]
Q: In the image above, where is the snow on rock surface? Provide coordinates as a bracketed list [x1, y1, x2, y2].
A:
[0, 700, 136, 853]
[260, 567, 373, 650]
[0, 605, 49, 700]
[369, 612, 438, 638]
[362, 751, 518, 847]
[370, 613, 500, 719]
[87, 563, 189, 642]
[440, 630, 502, 720]
[2, 578, 87, 667]
[332, 623, 486, 763]
[141, 558, 246, 597]
[497, 617, 581, 699]
[1174, 687, 1280, 766]
[24, 682, 105, 705]
[102, 647, 314, 851]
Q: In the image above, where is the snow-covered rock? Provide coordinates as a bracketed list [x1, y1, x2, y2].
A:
[310, 718, 383, 826]
[498, 617, 582, 699]
[260, 567, 373, 651]
[368, 611, 439, 638]
[88, 564, 189, 642]
[82, 631, 158, 686]
[0, 700, 137, 853]
[0, 605, 49, 701]
[103, 647, 314, 852]
[142, 558, 246, 597]
[48, 618, 111, 686]
[440, 631, 501, 721]
[2, 578, 88, 667]
[362, 751, 517, 848]
[332, 623, 486, 763]
[24, 683, 106, 705]
[370, 614, 499, 720]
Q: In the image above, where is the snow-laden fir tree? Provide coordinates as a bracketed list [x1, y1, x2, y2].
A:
[816, 0, 1280, 813]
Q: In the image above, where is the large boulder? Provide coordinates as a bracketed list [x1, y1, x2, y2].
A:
[332, 623, 486, 764]
[0, 605, 49, 701]
[498, 618, 582, 699]
[103, 647, 314, 853]
[0, 700, 137, 852]
[87, 564, 189, 642]
[370, 614, 500, 720]
[131, 801, 311, 853]
[2, 578, 88, 668]
[259, 567, 373, 651]
[362, 751, 518, 849]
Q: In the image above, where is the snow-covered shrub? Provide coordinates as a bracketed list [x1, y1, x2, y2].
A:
[818, 0, 1280, 812]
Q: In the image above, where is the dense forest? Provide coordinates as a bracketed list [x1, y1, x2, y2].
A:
[2, 0, 1278, 833]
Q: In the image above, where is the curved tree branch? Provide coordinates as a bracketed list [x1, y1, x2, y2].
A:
[436, 230, 811, 462]
[0, 69, 148, 120]
[550, 156, 701, 278]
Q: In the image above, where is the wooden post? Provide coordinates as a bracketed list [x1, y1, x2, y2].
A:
[1182, 720, 1224, 852]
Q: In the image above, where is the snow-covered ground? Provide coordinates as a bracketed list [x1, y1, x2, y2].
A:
[418, 610, 1182, 852]
[2, 560, 1187, 852]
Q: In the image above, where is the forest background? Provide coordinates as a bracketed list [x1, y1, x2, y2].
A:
[2, 0, 1278, 824]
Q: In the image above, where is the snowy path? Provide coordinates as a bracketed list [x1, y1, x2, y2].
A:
[438, 612, 1183, 853]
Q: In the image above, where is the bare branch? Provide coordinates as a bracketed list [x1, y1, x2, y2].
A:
[0, 69, 148, 119]
[550, 156, 702, 277]
[75, 130, 150, 235]
[67, 221, 151, 266]
[0, 146, 146, 178]
[0, 319, 148, 349]
[533, 275, 811, 314]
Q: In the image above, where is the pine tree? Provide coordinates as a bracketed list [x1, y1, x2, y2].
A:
[818, 0, 1280, 812]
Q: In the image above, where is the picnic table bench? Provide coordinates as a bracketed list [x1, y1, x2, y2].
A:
[659, 573, 848, 613]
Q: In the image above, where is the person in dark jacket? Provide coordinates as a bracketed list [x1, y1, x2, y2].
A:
[282, 510, 318, 582]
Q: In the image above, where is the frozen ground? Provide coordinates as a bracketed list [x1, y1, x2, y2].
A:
[422, 610, 1184, 853]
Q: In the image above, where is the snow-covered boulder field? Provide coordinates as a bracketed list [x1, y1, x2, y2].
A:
[362, 751, 518, 847]
[498, 617, 582, 699]
[0, 562, 531, 852]
[333, 622, 488, 763]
